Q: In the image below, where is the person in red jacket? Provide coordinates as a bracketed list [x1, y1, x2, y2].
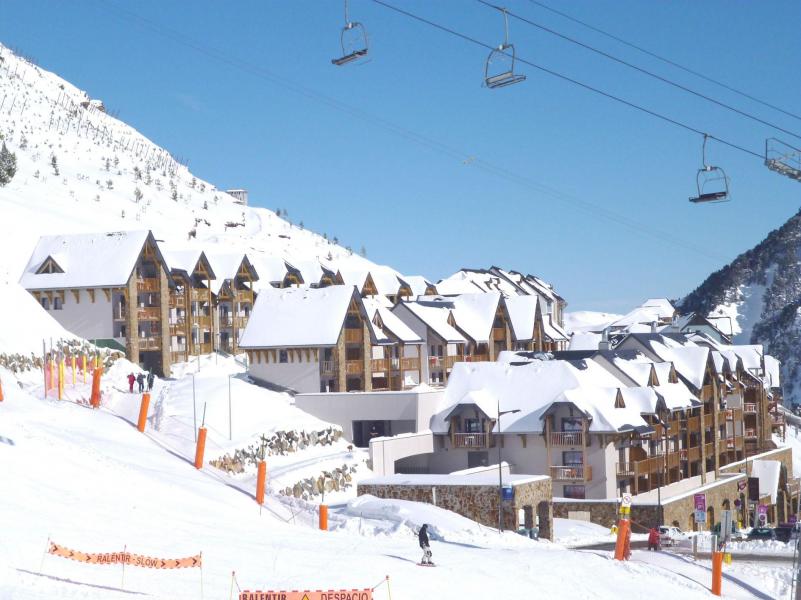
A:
[127, 372, 136, 393]
[648, 527, 660, 551]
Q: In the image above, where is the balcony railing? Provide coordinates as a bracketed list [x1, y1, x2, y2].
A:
[137, 307, 161, 320]
[137, 278, 159, 293]
[725, 409, 734, 421]
[193, 342, 212, 354]
[744, 403, 757, 413]
[745, 428, 758, 439]
[219, 314, 234, 328]
[169, 294, 186, 308]
[371, 358, 389, 372]
[320, 360, 336, 374]
[551, 465, 591, 482]
[687, 416, 700, 430]
[464, 354, 489, 363]
[193, 316, 212, 330]
[190, 289, 211, 302]
[399, 357, 419, 371]
[234, 315, 249, 329]
[138, 337, 161, 351]
[550, 432, 583, 446]
[771, 414, 785, 426]
[726, 438, 736, 450]
[345, 360, 363, 375]
[452, 432, 491, 448]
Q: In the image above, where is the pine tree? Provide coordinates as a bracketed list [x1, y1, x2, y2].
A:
[0, 142, 17, 186]
[359, 245, 367, 258]
[134, 187, 143, 203]
[50, 154, 59, 176]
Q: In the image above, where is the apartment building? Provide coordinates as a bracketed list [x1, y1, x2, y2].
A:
[240, 285, 424, 393]
[20, 230, 174, 375]
[207, 253, 258, 354]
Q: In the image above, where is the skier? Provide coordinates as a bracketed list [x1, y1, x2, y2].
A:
[418, 524, 434, 566]
[647, 526, 660, 551]
[146, 371, 155, 392]
[127, 373, 136, 393]
[136, 372, 145, 393]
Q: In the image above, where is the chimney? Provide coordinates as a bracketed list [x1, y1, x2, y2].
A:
[650, 321, 658, 334]
[599, 327, 610, 351]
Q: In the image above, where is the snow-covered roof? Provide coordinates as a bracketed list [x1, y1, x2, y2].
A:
[239, 285, 357, 348]
[752, 460, 781, 504]
[611, 307, 664, 329]
[504, 295, 538, 341]
[450, 293, 501, 343]
[430, 358, 624, 434]
[363, 297, 423, 344]
[286, 259, 324, 285]
[626, 334, 710, 390]
[641, 298, 676, 320]
[205, 252, 257, 295]
[543, 315, 569, 342]
[369, 265, 404, 297]
[764, 355, 781, 389]
[397, 301, 466, 343]
[161, 247, 216, 280]
[556, 387, 649, 433]
[569, 332, 601, 351]
[434, 273, 485, 296]
[247, 255, 288, 286]
[399, 275, 433, 297]
[20, 230, 165, 290]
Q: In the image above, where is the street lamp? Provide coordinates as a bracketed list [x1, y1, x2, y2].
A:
[497, 400, 521, 534]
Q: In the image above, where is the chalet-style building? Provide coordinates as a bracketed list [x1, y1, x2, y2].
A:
[162, 249, 217, 363]
[207, 253, 258, 354]
[20, 230, 174, 375]
[240, 285, 424, 393]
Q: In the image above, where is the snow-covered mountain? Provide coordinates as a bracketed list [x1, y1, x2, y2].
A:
[0, 42, 388, 296]
[681, 207, 801, 403]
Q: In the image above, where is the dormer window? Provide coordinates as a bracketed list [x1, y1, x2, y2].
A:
[36, 256, 64, 274]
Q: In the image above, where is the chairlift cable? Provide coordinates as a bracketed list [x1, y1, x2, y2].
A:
[478, 1, 801, 143]
[371, 0, 763, 160]
[91, 0, 733, 261]
[525, 0, 801, 125]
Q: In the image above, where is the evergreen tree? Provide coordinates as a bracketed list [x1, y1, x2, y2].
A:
[0, 142, 17, 186]
[50, 154, 59, 176]
[134, 187, 143, 203]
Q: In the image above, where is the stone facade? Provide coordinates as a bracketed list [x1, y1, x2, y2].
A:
[358, 476, 553, 540]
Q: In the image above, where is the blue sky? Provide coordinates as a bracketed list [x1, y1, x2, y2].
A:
[2, 0, 800, 312]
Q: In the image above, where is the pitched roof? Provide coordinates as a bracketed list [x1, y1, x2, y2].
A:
[20, 230, 165, 290]
[239, 285, 357, 348]
[504, 295, 538, 341]
[161, 247, 216, 280]
[399, 275, 434, 297]
[396, 301, 466, 343]
[362, 297, 423, 344]
[205, 252, 258, 295]
[450, 293, 502, 343]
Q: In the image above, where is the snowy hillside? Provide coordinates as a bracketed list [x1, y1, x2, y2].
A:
[0, 42, 389, 291]
[681, 208, 801, 403]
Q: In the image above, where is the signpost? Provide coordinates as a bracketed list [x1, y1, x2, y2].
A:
[757, 504, 768, 527]
[694, 493, 707, 528]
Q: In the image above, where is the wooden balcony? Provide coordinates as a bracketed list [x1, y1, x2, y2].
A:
[320, 360, 336, 374]
[234, 315, 248, 329]
[235, 289, 254, 304]
[170, 350, 186, 363]
[137, 278, 159, 293]
[492, 327, 506, 341]
[194, 342, 212, 354]
[464, 354, 489, 363]
[550, 432, 584, 446]
[169, 294, 186, 308]
[725, 409, 734, 421]
[138, 337, 161, 351]
[137, 306, 161, 320]
[169, 322, 186, 335]
[371, 358, 389, 372]
[687, 416, 700, 430]
[113, 309, 126, 321]
[190, 289, 211, 302]
[445, 355, 458, 368]
[399, 357, 420, 371]
[704, 443, 714, 457]
[452, 432, 491, 449]
[704, 414, 713, 427]
[345, 360, 363, 375]
[718, 439, 729, 454]
[219, 314, 234, 328]
[745, 428, 758, 439]
[551, 465, 592, 482]
[726, 438, 736, 451]
[193, 315, 212, 330]
[344, 328, 362, 343]
[744, 403, 757, 413]
[771, 414, 785, 426]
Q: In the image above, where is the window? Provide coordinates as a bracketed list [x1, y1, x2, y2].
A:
[53, 296, 63, 310]
[563, 451, 583, 466]
[279, 350, 288, 363]
[40, 297, 50, 310]
[464, 418, 483, 433]
[563, 485, 585, 499]
[562, 417, 583, 432]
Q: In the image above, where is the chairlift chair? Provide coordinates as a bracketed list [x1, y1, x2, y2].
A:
[332, 0, 369, 66]
[689, 135, 730, 204]
[484, 7, 526, 89]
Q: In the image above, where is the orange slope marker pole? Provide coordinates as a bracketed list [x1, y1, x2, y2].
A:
[0, 375, 4, 402]
[194, 427, 207, 469]
[49, 358, 56, 392]
[319, 505, 328, 531]
[82, 354, 87, 384]
[613, 503, 631, 561]
[71, 355, 76, 386]
[137, 393, 151, 432]
[711, 550, 723, 595]
[256, 461, 266, 505]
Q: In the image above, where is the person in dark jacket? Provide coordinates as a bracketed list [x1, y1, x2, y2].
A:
[127, 373, 136, 393]
[146, 371, 155, 391]
[647, 527, 660, 551]
[136, 372, 145, 393]
[418, 524, 433, 564]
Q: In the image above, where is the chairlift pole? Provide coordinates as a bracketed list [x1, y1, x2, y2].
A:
[192, 373, 197, 442]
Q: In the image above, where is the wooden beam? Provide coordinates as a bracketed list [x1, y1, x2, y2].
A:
[87, 288, 95, 303]
[71, 289, 80, 303]
[102, 288, 111, 302]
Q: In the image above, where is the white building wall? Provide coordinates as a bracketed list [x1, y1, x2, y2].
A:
[248, 352, 321, 393]
[392, 304, 431, 383]
[45, 289, 114, 341]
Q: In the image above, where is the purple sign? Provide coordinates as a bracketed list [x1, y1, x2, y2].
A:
[757, 504, 768, 526]
[694, 493, 706, 512]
